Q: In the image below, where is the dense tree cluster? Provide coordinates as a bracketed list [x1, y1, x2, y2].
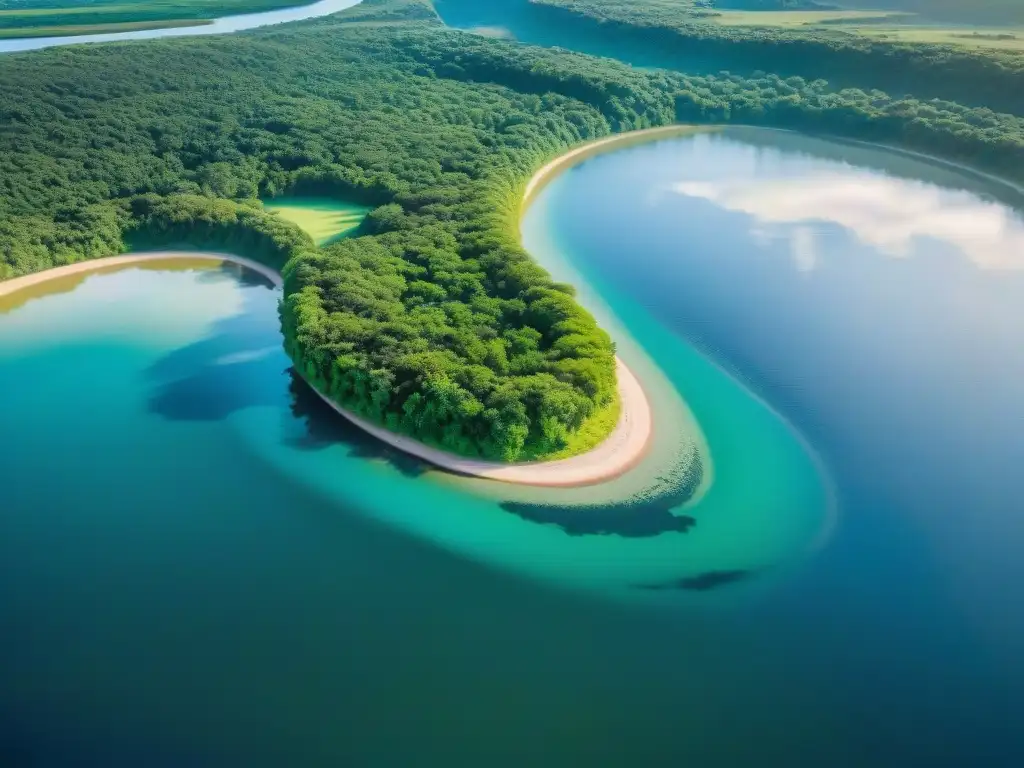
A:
[1, 0, 1022, 459]
[386, 18, 1024, 173]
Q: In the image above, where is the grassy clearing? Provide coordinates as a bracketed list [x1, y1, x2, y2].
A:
[710, 10, 913, 28]
[708, 8, 1024, 52]
[852, 25, 1024, 51]
[263, 198, 370, 246]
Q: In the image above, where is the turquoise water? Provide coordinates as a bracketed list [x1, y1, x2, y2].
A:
[2, 129, 1023, 764]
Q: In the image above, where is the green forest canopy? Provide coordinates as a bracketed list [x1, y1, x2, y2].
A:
[1, 0, 1023, 460]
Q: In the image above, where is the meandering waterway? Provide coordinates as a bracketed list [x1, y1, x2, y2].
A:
[0, 0, 363, 53]
[2, 129, 1022, 764]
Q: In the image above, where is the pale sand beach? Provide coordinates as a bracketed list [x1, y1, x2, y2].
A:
[522, 124, 712, 209]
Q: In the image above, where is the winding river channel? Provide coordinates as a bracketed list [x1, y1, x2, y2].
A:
[3, 127, 1023, 765]
[0, 0, 363, 53]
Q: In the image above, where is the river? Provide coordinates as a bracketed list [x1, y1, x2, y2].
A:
[0, 0, 362, 54]
[2, 129, 1022, 765]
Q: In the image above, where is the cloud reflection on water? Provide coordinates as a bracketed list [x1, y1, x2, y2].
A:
[672, 172, 1024, 271]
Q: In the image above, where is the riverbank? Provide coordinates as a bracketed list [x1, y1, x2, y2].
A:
[0, 0, 362, 53]
[0, 250, 654, 487]
[522, 124, 717, 210]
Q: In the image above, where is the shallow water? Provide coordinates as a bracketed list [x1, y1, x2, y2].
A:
[2, 130, 1023, 765]
[0, 0, 362, 53]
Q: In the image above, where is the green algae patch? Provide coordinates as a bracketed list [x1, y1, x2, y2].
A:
[262, 198, 370, 246]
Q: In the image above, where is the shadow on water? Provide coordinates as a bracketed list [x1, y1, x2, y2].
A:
[202, 260, 276, 290]
[285, 370, 430, 480]
[146, 264, 285, 421]
[634, 569, 753, 592]
[146, 263, 279, 384]
[148, 358, 284, 422]
[0, 710, 207, 768]
[142, 261, 430, 479]
[499, 453, 704, 538]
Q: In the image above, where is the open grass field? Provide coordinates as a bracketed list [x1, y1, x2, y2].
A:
[709, 8, 1024, 52]
[850, 24, 1024, 51]
[262, 198, 370, 246]
[710, 9, 914, 27]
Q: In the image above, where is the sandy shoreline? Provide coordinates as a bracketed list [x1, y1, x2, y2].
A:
[522, 124, 713, 209]
[0, 253, 282, 297]
[0, 250, 653, 487]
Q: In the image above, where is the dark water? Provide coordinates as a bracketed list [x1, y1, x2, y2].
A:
[2, 127, 1024, 767]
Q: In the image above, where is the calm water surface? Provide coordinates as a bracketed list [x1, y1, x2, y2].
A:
[2, 130, 1023, 765]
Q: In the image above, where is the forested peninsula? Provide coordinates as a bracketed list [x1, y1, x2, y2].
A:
[2, 0, 1023, 461]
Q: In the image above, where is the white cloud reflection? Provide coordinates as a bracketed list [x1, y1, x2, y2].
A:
[672, 172, 1024, 271]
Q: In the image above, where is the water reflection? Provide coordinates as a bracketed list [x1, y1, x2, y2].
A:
[285, 369, 431, 479]
[669, 151, 1024, 272]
